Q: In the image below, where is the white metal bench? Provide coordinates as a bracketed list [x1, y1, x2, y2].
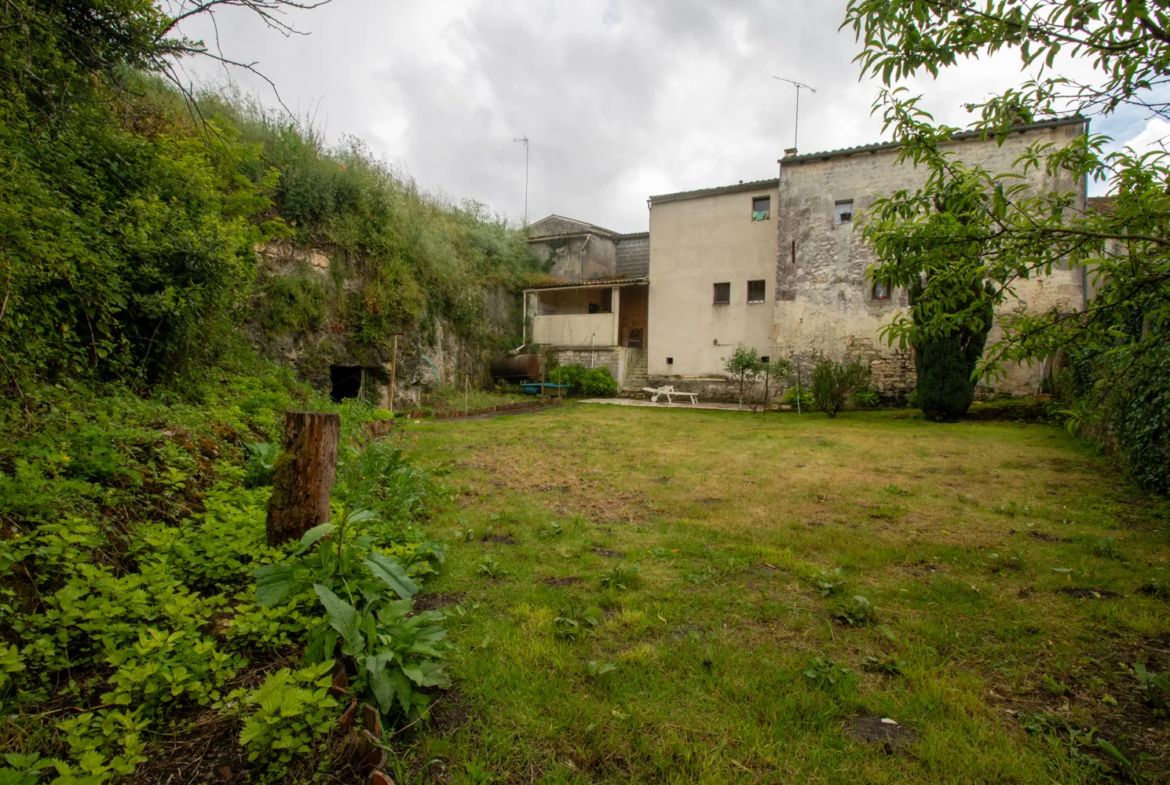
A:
[642, 385, 698, 404]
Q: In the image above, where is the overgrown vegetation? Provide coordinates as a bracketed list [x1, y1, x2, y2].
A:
[0, 0, 540, 397]
[0, 374, 450, 782]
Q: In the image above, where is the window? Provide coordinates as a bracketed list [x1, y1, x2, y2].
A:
[627, 328, 643, 349]
[872, 280, 891, 301]
[713, 282, 731, 305]
[666, 357, 674, 365]
[761, 356, 770, 363]
[835, 199, 854, 224]
[747, 280, 766, 303]
[751, 196, 771, 221]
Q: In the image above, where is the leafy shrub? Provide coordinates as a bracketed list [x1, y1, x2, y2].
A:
[1109, 346, 1170, 493]
[783, 386, 814, 410]
[550, 365, 618, 397]
[853, 386, 881, 408]
[102, 629, 245, 716]
[810, 358, 871, 418]
[232, 661, 338, 767]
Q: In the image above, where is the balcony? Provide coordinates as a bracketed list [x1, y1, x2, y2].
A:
[532, 313, 616, 347]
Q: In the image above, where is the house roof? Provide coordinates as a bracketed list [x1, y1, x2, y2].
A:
[779, 116, 1087, 166]
[523, 276, 649, 292]
[649, 178, 780, 205]
[526, 214, 621, 240]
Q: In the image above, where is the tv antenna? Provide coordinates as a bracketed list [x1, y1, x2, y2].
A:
[513, 135, 530, 226]
[773, 77, 817, 151]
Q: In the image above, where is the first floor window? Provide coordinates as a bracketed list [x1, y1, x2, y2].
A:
[747, 280, 766, 303]
[872, 281, 891, 301]
[713, 282, 731, 305]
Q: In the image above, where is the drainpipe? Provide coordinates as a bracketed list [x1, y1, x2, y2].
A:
[522, 290, 528, 347]
[591, 333, 595, 368]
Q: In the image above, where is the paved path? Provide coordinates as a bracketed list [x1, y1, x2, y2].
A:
[581, 397, 758, 412]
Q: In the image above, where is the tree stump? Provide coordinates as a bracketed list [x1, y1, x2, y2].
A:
[266, 411, 340, 547]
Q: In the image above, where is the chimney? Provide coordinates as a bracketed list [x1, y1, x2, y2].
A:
[784, 147, 798, 157]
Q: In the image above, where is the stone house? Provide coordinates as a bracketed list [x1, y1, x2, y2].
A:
[526, 117, 1089, 400]
[523, 215, 650, 387]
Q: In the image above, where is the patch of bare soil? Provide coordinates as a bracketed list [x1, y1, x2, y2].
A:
[847, 716, 918, 752]
[1057, 587, 1124, 600]
[425, 690, 471, 736]
[486, 534, 518, 545]
[466, 449, 645, 522]
[541, 576, 582, 587]
[413, 592, 466, 612]
[695, 497, 723, 505]
[1027, 530, 1071, 543]
[591, 546, 625, 558]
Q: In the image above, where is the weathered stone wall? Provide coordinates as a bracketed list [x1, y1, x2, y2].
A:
[250, 243, 522, 409]
[775, 121, 1087, 397]
[529, 234, 618, 282]
[615, 233, 650, 278]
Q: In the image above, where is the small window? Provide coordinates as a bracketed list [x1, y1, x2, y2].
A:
[751, 196, 771, 221]
[713, 282, 731, 305]
[747, 280, 766, 303]
[761, 356, 770, 363]
[666, 357, 674, 365]
[835, 199, 854, 224]
[872, 281, 891, 301]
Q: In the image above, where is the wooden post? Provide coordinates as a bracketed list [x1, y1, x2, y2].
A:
[266, 411, 340, 547]
[388, 334, 399, 414]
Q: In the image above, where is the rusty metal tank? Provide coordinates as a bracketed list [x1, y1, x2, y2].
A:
[490, 353, 541, 382]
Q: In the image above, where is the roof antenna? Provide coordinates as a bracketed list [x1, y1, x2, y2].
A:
[513, 135, 530, 227]
[773, 77, 816, 152]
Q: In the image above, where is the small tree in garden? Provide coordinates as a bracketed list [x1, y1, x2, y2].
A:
[724, 345, 764, 408]
[810, 358, 871, 418]
[760, 357, 793, 413]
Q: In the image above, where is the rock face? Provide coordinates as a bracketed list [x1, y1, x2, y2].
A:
[250, 243, 522, 407]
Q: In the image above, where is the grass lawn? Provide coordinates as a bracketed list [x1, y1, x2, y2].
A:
[397, 404, 1169, 784]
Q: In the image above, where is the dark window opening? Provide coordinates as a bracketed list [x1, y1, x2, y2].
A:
[713, 282, 731, 305]
[666, 357, 674, 365]
[588, 303, 600, 314]
[627, 328, 644, 349]
[751, 196, 771, 221]
[872, 281, 891, 301]
[747, 279, 766, 303]
[761, 356, 770, 363]
[835, 199, 854, 224]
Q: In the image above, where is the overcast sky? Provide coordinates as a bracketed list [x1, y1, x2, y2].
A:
[174, 0, 1159, 233]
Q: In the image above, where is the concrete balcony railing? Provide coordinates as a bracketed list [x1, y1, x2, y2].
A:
[531, 313, 616, 347]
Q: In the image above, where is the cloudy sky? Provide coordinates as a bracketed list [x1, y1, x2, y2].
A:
[173, 0, 1159, 233]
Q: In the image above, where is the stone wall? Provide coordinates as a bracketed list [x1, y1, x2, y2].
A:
[775, 120, 1087, 397]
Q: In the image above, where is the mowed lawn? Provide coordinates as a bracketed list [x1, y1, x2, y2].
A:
[399, 404, 1169, 784]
